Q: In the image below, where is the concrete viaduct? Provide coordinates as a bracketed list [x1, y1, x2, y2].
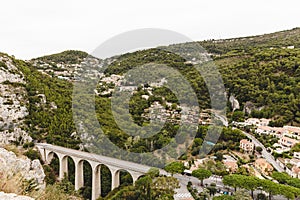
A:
[36, 143, 152, 200]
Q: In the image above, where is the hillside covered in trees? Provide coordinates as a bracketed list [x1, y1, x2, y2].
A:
[0, 27, 299, 199]
[2, 27, 298, 152]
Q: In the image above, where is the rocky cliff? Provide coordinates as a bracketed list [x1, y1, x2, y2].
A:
[0, 147, 45, 189]
[0, 192, 34, 200]
[0, 54, 31, 144]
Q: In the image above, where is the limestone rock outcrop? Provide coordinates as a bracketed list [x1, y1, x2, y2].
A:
[0, 192, 34, 200]
[0, 55, 32, 144]
[0, 147, 45, 189]
[229, 95, 240, 111]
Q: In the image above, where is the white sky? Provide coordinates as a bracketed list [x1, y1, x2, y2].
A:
[1, 0, 299, 59]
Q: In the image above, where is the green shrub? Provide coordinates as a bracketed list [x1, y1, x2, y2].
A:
[24, 149, 41, 161]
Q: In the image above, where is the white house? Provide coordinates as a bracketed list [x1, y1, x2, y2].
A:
[279, 136, 299, 148]
[255, 126, 275, 135]
[294, 152, 300, 159]
[240, 139, 254, 153]
[244, 118, 270, 126]
[283, 126, 300, 139]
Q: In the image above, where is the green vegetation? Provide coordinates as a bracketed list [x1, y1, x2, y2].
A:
[0, 61, 8, 70]
[34, 50, 88, 65]
[198, 27, 300, 54]
[223, 174, 300, 200]
[9, 28, 300, 156]
[255, 146, 263, 154]
[24, 149, 41, 161]
[192, 168, 212, 186]
[2, 28, 300, 199]
[218, 48, 300, 126]
[291, 143, 300, 152]
[14, 59, 80, 149]
[272, 172, 300, 188]
[254, 133, 278, 149]
[100, 168, 179, 200]
[201, 159, 228, 176]
[164, 161, 185, 175]
[37, 181, 81, 200]
[213, 195, 235, 200]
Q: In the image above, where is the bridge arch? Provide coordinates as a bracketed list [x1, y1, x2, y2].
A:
[36, 143, 148, 200]
[46, 151, 68, 180]
[110, 168, 142, 190]
[99, 164, 112, 197]
[117, 169, 133, 186]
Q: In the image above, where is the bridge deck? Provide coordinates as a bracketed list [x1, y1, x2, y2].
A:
[36, 143, 152, 173]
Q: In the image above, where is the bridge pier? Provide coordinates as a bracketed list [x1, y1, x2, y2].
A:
[90, 161, 101, 200]
[58, 154, 68, 180]
[111, 170, 120, 190]
[73, 158, 84, 191]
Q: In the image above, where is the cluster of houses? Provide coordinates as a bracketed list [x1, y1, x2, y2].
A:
[235, 118, 300, 178]
[183, 118, 300, 179]
[234, 118, 300, 151]
[32, 57, 105, 82]
[255, 124, 300, 153]
[142, 102, 200, 124]
[32, 60, 80, 81]
[184, 151, 274, 178]
[238, 139, 274, 176]
[276, 154, 300, 178]
[96, 73, 204, 125]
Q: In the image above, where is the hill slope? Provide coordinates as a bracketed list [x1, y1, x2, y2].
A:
[0, 27, 299, 153]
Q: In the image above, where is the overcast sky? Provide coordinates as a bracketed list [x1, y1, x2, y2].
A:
[1, 0, 299, 59]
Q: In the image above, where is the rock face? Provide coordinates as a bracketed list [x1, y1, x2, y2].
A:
[243, 101, 256, 115]
[229, 95, 240, 111]
[0, 55, 32, 144]
[0, 192, 33, 200]
[0, 192, 34, 200]
[0, 147, 45, 189]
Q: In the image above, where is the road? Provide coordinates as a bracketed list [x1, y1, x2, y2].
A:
[172, 174, 224, 199]
[234, 128, 284, 172]
[214, 113, 229, 127]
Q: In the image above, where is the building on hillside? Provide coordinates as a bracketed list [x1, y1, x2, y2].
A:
[259, 118, 271, 126]
[294, 152, 300, 159]
[244, 118, 271, 126]
[291, 166, 300, 178]
[279, 136, 299, 148]
[255, 126, 288, 138]
[239, 139, 254, 153]
[245, 118, 260, 126]
[255, 126, 275, 135]
[254, 158, 273, 175]
[283, 126, 300, 139]
[189, 158, 208, 171]
[276, 157, 286, 169]
[290, 158, 300, 168]
[223, 160, 238, 173]
[272, 127, 287, 138]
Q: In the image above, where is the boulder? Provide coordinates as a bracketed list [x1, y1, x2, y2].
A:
[0, 192, 34, 200]
[229, 95, 240, 111]
[0, 148, 45, 189]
